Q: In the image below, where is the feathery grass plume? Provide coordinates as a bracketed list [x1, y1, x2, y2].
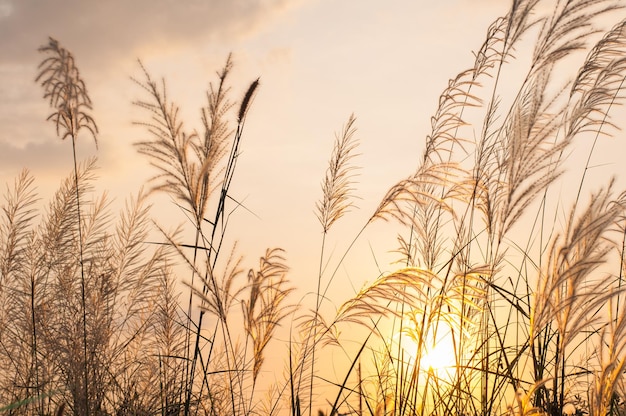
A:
[589, 299, 626, 416]
[133, 62, 208, 213]
[0, 170, 42, 413]
[422, 74, 480, 165]
[316, 114, 360, 233]
[328, 267, 488, 416]
[36, 37, 98, 144]
[420, 0, 536, 166]
[242, 248, 294, 383]
[376, 3, 531, 265]
[370, 162, 459, 227]
[393, 9, 517, 270]
[28, 162, 176, 415]
[133, 55, 258, 416]
[301, 114, 360, 416]
[532, 183, 626, 340]
[568, 19, 626, 208]
[133, 55, 234, 227]
[176, 244, 290, 415]
[568, 20, 626, 139]
[32, 158, 97, 415]
[473, 1, 625, 247]
[419, 1, 540, 165]
[36, 37, 98, 415]
[493, 68, 570, 240]
[0, 169, 38, 289]
[468, 1, 623, 250]
[531, 0, 623, 76]
[102, 192, 177, 414]
[37, 161, 101, 414]
[528, 183, 626, 413]
[410, 0, 538, 268]
[335, 268, 440, 327]
[0, 160, 173, 415]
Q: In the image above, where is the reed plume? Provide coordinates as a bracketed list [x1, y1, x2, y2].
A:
[36, 37, 98, 415]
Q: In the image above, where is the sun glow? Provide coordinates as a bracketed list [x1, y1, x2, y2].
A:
[420, 324, 457, 372]
[398, 318, 458, 380]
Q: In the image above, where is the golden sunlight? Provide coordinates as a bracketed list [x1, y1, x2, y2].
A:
[398, 317, 458, 380]
[420, 322, 457, 374]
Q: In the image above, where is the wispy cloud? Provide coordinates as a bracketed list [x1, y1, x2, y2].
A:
[0, 140, 75, 175]
[0, 0, 307, 180]
[0, 0, 306, 68]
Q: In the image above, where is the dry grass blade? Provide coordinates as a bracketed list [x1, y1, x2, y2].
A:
[152, 265, 187, 415]
[160, 224, 243, 323]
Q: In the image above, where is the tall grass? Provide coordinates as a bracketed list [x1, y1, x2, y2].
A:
[310, 1, 626, 415]
[36, 37, 98, 416]
[2, 1, 626, 415]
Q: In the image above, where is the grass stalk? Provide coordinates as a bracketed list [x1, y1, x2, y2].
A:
[36, 37, 98, 415]
[70, 133, 89, 416]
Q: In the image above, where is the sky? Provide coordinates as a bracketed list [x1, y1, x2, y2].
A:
[0, 0, 519, 297]
[2, 0, 626, 317]
[2, 0, 626, 301]
[3, 0, 626, 410]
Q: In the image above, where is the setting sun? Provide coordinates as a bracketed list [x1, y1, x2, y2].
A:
[397, 317, 458, 380]
[420, 322, 457, 375]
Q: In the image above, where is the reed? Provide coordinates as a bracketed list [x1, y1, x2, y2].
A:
[309, 1, 626, 415]
[3, 1, 626, 415]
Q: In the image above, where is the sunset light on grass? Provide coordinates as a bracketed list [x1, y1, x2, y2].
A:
[2, 1, 626, 415]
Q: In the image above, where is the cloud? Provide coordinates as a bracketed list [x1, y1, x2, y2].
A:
[0, 0, 306, 69]
[0, 138, 82, 176]
[0, 0, 308, 177]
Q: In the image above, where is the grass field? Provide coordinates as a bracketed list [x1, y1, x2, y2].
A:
[2, 1, 626, 415]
